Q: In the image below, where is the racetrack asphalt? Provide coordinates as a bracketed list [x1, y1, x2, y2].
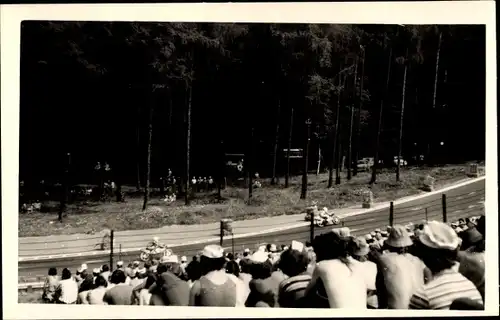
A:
[18, 178, 485, 283]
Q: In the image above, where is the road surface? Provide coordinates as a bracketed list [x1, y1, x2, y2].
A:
[18, 178, 485, 283]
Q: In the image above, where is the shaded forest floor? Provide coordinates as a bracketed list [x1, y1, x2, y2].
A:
[19, 164, 477, 237]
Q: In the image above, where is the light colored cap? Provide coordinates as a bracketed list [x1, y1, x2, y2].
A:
[370, 231, 376, 237]
[365, 234, 373, 241]
[160, 255, 179, 264]
[92, 268, 101, 274]
[81, 263, 88, 271]
[352, 237, 370, 256]
[375, 228, 381, 233]
[202, 244, 224, 259]
[249, 250, 269, 263]
[117, 261, 124, 266]
[244, 248, 250, 253]
[181, 256, 187, 262]
[385, 225, 413, 248]
[258, 245, 266, 252]
[332, 227, 351, 238]
[153, 236, 159, 241]
[418, 221, 461, 251]
[269, 244, 277, 252]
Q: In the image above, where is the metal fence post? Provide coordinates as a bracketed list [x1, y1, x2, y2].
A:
[110, 229, 114, 272]
[310, 209, 315, 243]
[389, 202, 394, 226]
[220, 220, 224, 246]
[425, 207, 428, 221]
[442, 194, 447, 223]
[119, 244, 122, 262]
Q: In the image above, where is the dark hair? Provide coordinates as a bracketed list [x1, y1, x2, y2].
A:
[312, 232, 350, 264]
[156, 263, 169, 275]
[305, 241, 312, 247]
[249, 261, 273, 280]
[48, 267, 57, 276]
[192, 256, 198, 262]
[243, 252, 249, 257]
[200, 256, 227, 275]
[61, 268, 72, 280]
[144, 262, 151, 270]
[266, 244, 272, 252]
[278, 249, 308, 277]
[186, 260, 202, 281]
[110, 269, 126, 284]
[415, 242, 458, 274]
[101, 264, 110, 272]
[226, 253, 234, 261]
[225, 260, 240, 277]
[239, 259, 252, 274]
[476, 216, 485, 237]
[94, 275, 108, 288]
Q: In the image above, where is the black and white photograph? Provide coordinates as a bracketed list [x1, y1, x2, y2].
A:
[2, 2, 497, 318]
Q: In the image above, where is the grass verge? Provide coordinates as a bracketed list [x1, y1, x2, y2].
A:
[19, 165, 474, 237]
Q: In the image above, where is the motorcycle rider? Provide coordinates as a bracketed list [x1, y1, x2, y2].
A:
[146, 237, 165, 253]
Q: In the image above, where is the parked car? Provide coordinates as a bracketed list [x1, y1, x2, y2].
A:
[393, 156, 408, 167]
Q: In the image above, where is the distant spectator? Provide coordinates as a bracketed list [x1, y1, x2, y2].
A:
[103, 269, 134, 305]
[180, 256, 188, 278]
[77, 269, 95, 304]
[116, 261, 124, 271]
[42, 267, 59, 303]
[238, 258, 253, 287]
[349, 237, 377, 293]
[186, 258, 202, 287]
[55, 268, 78, 304]
[277, 249, 311, 308]
[410, 221, 483, 310]
[189, 245, 248, 307]
[226, 260, 240, 278]
[458, 216, 485, 301]
[150, 255, 190, 306]
[245, 250, 281, 307]
[87, 275, 108, 305]
[100, 264, 111, 284]
[92, 268, 100, 283]
[303, 228, 367, 309]
[375, 225, 428, 310]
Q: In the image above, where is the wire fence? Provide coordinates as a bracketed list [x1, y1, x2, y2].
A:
[19, 183, 485, 283]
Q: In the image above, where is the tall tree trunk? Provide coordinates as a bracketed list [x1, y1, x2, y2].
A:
[248, 127, 254, 199]
[397, 49, 409, 182]
[300, 120, 311, 199]
[335, 129, 342, 185]
[370, 46, 393, 184]
[271, 99, 281, 185]
[136, 106, 142, 191]
[347, 57, 359, 180]
[142, 104, 154, 211]
[428, 30, 442, 165]
[185, 82, 193, 206]
[354, 49, 366, 176]
[59, 153, 71, 222]
[285, 107, 294, 188]
[328, 71, 343, 188]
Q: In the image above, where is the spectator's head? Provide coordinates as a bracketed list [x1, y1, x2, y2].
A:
[186, 260, 202, 281]
[312, 229, 351, 264]
[384, 225, 414, 254]
[93, 268, 101, 277]
[101, 264, 110, 273]
[110, 269, 126, 284]
[181, 256, 187, 264]
[415, 221, 461, 274]
[192, 256, 198, 262]
[239, 258, 252, 274]
[116, 261, 124, 269]
[459, 227, 483, 251]
[476, 215, 485, 237]
[48, 267, 57, 276]
[61, 268, 72, 280]
[80, 269, 89, 279]
[94, 275, 108, 288]
[278, 249, 309, 277]
[243, 248, 250, 257]
[248, 250, 273, 279]
[226, 252, 234, 261]
[348, 237, 370, 262]
[266, 244, 272, 252]
[450, 298, 484, 310]
[225, 260, 240, 277]
[200, 245, 227, 276]
[133, 261, 140, 268]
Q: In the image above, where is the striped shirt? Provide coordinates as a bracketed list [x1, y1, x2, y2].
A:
[278, 273, 312, 308]
[409, 266, 483, 310]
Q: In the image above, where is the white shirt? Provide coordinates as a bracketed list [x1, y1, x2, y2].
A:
[57, 278, 78, 304]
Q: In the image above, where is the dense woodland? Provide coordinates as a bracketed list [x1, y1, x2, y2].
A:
[20, 22, 485, 200]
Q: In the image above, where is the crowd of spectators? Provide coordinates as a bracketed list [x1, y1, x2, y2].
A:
[40, 215, 486, 310]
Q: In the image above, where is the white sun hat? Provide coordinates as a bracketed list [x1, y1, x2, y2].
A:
[160, 255, 179, 264]
[418, 220, 461, 251]
[181, 256, 187, 262]
[202, 244, 224, 259]
[249, 250, 269, 263]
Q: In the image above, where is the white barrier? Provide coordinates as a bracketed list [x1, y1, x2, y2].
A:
[362, 190, 374, 208]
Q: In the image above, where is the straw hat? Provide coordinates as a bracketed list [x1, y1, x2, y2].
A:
[418, 221, 461, 251]
[364, 234, 373, 242]
[385, 225, 414, 248]
[332, 227, 351, 238]
[160, 254, 179, 264]
[370, 231, 376, 237]
[269, 244, 278, 252]
[244, 248, 250, 253]
[202, 245, 224, 259]
[181, 256, 187, 262]
[116, 261, 124, 267]
[352, 237, 370, 256]
[249, 250, 269, 263]
[92, 268, 100, 275]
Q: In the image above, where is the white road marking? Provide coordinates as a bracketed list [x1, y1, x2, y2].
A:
[411, 206, 422, 211]
[457, 196, 463, 200]
[454, 210, 463, 214]
[468, 205, 476, 209]
[468, 192, 476, 196]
